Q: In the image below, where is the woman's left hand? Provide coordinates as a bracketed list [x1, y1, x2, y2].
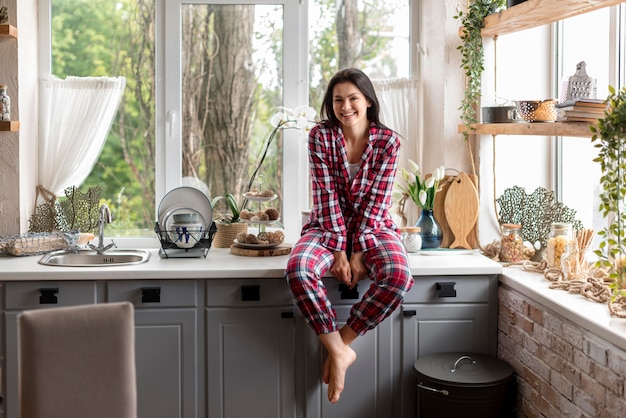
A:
[348, 252, 367, 289]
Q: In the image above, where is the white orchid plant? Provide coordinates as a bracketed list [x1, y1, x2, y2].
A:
[246, 105, 316, 193]
[212, 105, 316, 223]
[395, 160, 445, 212]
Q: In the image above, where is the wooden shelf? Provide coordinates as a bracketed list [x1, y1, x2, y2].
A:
[0, 121, 20, 131]
[457, 121, 595, 138]
[0, 24, 17, 38]
[480, 0, 625, 37]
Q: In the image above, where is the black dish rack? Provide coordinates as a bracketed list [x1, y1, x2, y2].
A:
[154, 221, 217, 258]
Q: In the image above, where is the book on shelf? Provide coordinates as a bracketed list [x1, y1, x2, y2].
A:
[556, 115, 599, 123]
[556, 98, 607, 109]
[557, 109, 605, 119]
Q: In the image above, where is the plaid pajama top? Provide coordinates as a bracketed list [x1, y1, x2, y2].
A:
[304, 122, 400, 252]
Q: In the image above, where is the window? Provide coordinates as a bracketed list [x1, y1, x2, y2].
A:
[42, 0, 414, 243]
[557, 5, 624, 248]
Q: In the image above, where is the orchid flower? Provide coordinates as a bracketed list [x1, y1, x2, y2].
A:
[246, 105, 317, 198]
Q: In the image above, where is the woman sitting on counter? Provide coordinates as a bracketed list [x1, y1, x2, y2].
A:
[285, 67, 414, 404]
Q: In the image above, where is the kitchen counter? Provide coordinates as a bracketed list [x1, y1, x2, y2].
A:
[0, 248, 503, 281]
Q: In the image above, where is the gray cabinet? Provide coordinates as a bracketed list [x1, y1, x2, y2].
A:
[205, 279, 296, 418]
[1, 281, 98, 418]
[108, 280, 202, 418]
[300, 279, 393, 418]
[0, 280, 201, 418]
[395, 275, 498, 418]
[0, 270, 499, 418]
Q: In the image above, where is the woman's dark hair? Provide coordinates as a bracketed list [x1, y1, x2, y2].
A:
[320, 67, 385, 128]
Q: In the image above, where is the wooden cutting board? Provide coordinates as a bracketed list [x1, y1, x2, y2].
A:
[433, 173, 480, 249]
[230, 244, 292, 257]
[444, 172, 480, 249]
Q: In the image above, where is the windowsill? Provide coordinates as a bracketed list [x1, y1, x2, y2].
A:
[500, 267, 626, 352]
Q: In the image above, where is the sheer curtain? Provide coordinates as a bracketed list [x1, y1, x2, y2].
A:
[373, 77, 422, 225]
[38, 76, 126, 196]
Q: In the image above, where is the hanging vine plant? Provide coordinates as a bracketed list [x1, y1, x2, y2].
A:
[454, 0, 506, 140]
[590, 85, 626, 300]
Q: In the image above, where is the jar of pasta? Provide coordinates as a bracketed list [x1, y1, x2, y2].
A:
[545, 222, 573, 268]
[500, 223, 523, 262]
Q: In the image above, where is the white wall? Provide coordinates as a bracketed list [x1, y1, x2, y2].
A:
[17, 0, 39, 233]
[477, 25, 554, 245]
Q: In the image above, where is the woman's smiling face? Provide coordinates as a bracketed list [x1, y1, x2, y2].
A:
[332, 82, 371, 129]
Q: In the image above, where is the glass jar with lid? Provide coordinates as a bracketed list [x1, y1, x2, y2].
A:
[544, 222, 573, 268]
[500, 223, 524, 262]
[400, 226, 422, 253]
[0, 83, 10, 121]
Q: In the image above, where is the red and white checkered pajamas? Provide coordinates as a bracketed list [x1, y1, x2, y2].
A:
[285, 122, 414, 336]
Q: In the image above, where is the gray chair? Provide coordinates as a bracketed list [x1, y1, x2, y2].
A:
[17, 302, 137, 418]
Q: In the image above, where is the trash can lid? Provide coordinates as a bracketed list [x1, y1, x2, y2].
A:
[414, 352, 514, 385]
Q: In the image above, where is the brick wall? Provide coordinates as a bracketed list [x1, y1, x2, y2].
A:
[498, 284, 626, 417]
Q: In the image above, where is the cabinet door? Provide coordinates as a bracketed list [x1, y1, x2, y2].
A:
[108, 280, 201, 418]
[206, 306, 296, 418]
[301, 304, 393, 418]
[398, 303, 490, 418]
[1, 281, 97, 418]
[134, 308, 199, 418]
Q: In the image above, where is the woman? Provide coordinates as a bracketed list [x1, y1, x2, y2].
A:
[285, 67, 413, 404]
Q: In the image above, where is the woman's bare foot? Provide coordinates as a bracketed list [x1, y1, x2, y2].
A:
[325, 345, 356, 403]
[319, 330, 357, 403]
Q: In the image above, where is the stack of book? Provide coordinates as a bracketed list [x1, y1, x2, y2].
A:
[556, 98, 608, 122]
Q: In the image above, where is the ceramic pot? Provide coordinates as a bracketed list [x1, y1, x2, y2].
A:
[213, 222, 248, 248]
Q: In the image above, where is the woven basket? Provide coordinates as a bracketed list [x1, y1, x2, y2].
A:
[213, 222, 248, 248]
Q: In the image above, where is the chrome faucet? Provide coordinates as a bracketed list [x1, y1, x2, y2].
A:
[89, 203, 116, 254]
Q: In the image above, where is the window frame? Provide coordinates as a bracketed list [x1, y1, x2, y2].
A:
[36, 0, 419, 245]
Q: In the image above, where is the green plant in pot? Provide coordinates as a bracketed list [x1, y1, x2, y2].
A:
[210, 193, 248, 248]
[454, 0, 506, 140]
[590, 85, 626, 303]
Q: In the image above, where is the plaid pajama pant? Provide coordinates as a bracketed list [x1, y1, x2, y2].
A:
[285, 229, 414, 336]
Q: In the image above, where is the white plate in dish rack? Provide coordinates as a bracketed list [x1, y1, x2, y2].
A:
[158, 187, 213, 231]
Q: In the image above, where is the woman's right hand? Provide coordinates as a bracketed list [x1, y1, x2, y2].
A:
[330, 251, 352, 286]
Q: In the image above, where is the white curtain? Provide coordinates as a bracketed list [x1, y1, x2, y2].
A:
[373, 77, 422, 225]
[39, 76, 126, 196]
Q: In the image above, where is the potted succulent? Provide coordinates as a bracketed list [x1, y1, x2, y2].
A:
[454, 0, 506, 140]
[590, 85, 626, 304]
[210, 193, 248, 248]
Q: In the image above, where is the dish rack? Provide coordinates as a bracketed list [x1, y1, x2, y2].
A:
[154, 221, 217, 258]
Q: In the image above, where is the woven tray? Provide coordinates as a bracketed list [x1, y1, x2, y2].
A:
[0, 231, 90, 256]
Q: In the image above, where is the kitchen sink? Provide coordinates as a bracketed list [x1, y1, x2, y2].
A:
[39, 249, 151, 267]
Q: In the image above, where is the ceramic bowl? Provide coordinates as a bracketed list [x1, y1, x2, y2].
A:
[168, 222, 204, 249]
[172, 212, 200, 223]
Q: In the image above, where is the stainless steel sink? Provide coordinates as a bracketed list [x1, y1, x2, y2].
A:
[39, 249, 151, 267]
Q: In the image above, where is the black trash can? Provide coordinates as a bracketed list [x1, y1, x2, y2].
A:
[414, 352, 516, 418]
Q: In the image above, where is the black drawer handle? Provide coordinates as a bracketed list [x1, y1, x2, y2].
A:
[403, 309, 417, 317]
[281, 311, 294, 319]
[141, 287, 161, 303]
[338, 283, 359, 300]
[241, 285, 260, 301]
[436, 282, 457, 298]
[39, 288, 59, 304]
